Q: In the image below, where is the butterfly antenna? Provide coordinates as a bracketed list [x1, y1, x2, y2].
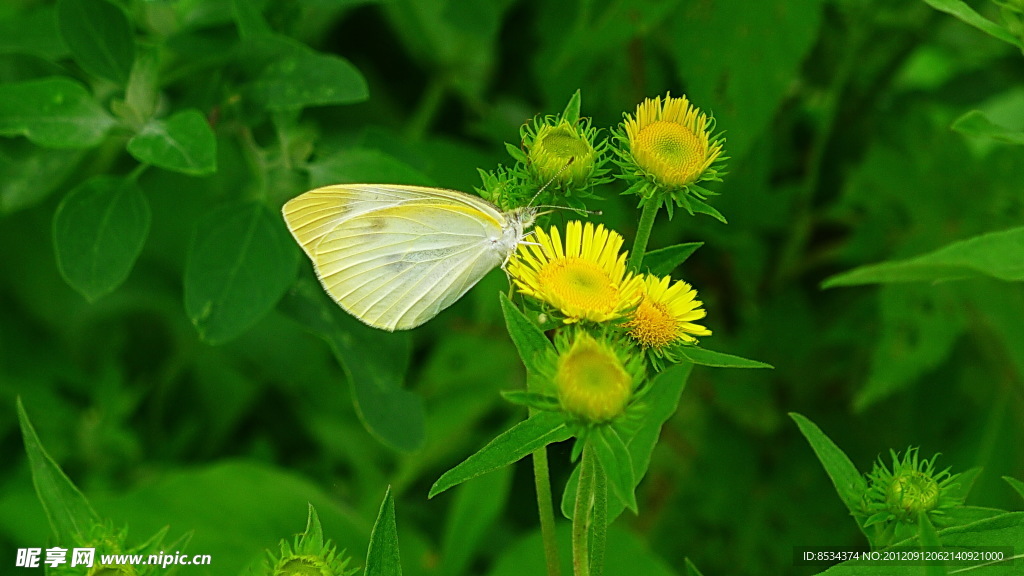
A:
[526, 157, 575, 208]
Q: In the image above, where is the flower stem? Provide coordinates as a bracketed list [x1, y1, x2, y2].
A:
[573, 444, 597, 576]
[628, 199, 661, 271]
[590, 455, 607, 576]
[533, 447, 562, 576]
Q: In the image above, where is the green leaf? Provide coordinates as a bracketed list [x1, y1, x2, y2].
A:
[303, 504, 325, 549]
[53, 175, 151, 302]
[789, 413, 867, 529]
[184, 202, 299, 344]
[677, 346, 773, 369]
[0, 139, 83, 214]
[952, 110, 1024, 145]
[439, 467, 512, 576]
[642, 242, 704, 276]
[673, 0, 822, 161]
[365, 487, 402, 576]
[820, 512, 1024, 574]
[429, 411, 570, 498]
[685, 558, 706, 576]
[306, 148, 435, 188]
[0, 6, 68, 61]
[922, 0, 1024, 48]
[561, 89, 581, 124]
[0, 77, 115, 148]
[563, 363, 693, 521]
[278, 278, 424, 452]
[127, 109, 217, 175]
[823, 226, 1024, 287]
[94, 461, 371, 574]
[124, 49, 160, 125]
[56, 0, 136, 84]
[1004, 476, 1024, 502]
[231, 0, 273, 39]
[254, 50, 369, 111]
[500, 292, 554, 376]
[17, 397, 100, 544]
[917, 515, 945, 576]
[856, 285, 963, 410]
[589, 426, 637, 513]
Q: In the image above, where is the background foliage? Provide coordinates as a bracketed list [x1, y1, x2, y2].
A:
[1, 0, 1023, 574]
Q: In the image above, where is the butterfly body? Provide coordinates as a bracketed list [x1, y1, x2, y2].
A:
[283, 184, 535, 331]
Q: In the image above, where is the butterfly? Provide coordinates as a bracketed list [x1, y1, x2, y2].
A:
[282, 184, 537, 331]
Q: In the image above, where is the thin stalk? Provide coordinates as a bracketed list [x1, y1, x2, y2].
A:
[573, 444, 597, 576]
[628, 199, 661, 271]
[405, 79, 445, 141]
[533, 447, 562, 576]
[589, 455, 607, 576]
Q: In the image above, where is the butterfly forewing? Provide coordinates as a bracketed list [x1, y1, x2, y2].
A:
[283, 185, 514, 331]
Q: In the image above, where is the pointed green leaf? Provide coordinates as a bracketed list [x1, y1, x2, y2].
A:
[642, 242, 704, 276]
[365, 487, 402, 576]
[790, 413, 866, 522]
[500, 292, 554, 376]
[684, 558, 706, 576]
[590, 426, 637, 513]
[304, 504, 325, 549]
[278, 278, 423, 452]
[1004, 476, 1024, 502]
[952, 110, 1024, 145]
[922, 0, 1024, 48]
[127, 109, 217, 175]
[561, 89, 581, 124]
[17, 398, 100, 544]
[254, 50, 369, 111]
[439, 467, 512, 576]
[0, 77, 115, 148]
[677, 346, 773, 369]
[685, 195, 727, 224]
[53, 175, 151, 301]
[184, 201, 299, 344]
[56, 0, 135, 84]
[823, 226, 1024, 287]
[430, 411, 570, 498]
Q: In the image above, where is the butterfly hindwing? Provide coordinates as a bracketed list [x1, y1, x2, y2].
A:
[311, 202, 507, 331]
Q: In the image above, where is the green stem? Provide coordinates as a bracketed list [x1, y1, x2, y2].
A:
[405, 79, 446, 141]
[589, 455, 607, 576]
[573, 445, 597, 576]
[628, 199, 661, 271]
[533, 447, 562, 576]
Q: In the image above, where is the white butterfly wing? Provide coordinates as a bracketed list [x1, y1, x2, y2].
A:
[282, 184, 503, 259]
[283, 185, 512, 331]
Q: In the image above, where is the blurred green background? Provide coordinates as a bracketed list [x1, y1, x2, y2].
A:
[2, 0, 1023, 574]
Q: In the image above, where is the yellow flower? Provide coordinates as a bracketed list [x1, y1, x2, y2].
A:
[508, 221, 643, 323]
[621, 93, 724, 190]
[624, 274, 711, 349]
[554, 332, 634, 423]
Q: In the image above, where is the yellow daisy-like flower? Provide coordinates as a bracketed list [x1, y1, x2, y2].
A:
[624, 274, 711, 349]
[554, 331, 634, 423]
[508, 221, 643, 323]
[621, 93, 725, 190]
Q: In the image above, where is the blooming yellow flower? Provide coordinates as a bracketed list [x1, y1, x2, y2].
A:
[624, 274, 711, 349]
[621, 93, 725, 190]
[508, 221, 643, 323]
[553, 331, 634, 423]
